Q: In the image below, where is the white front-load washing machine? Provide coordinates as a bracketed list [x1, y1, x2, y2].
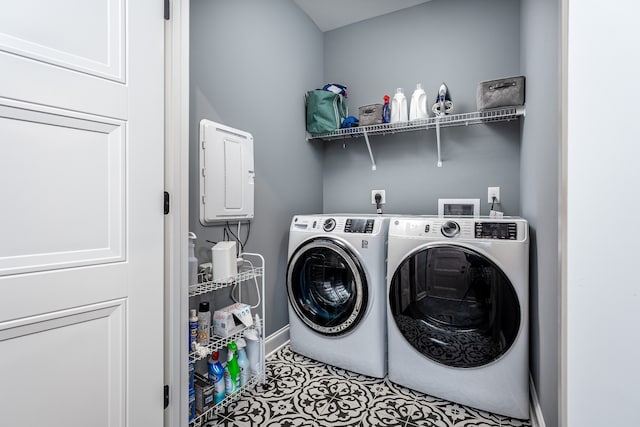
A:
[286, 214, 389, 378]
[386, 216, 529, 419]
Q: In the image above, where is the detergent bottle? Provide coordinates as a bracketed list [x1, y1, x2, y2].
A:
[390, 88, 408, 123]
[382, 95, 391, 123]
[224, 341, 240, 395]
[208, 351, 226, 404]
[409, 83, 428, 120]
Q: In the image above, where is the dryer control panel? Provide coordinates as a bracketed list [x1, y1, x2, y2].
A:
[474, 222, 518, 240]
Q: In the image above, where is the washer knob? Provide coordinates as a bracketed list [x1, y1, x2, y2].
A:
[323, 218, 336, 232]
[441, 220, 460, 238]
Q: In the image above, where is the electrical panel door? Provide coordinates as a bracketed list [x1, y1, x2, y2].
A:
[199, 120, 254, 224]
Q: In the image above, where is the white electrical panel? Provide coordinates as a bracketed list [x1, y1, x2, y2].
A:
[199, 120, 255, 224]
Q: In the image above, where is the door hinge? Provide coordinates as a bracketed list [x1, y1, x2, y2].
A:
[164, 191, 170, 215]
[164, 0, 170, 20]
[164, 384, 169, 409]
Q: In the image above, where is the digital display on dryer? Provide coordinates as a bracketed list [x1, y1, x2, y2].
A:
[475, 222, 517, 239]
[344, 219, 374, 233]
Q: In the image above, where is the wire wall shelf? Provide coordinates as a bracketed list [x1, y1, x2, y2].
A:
[306, 106, 525, 169]
[189, 267, 263, 297]
[190, 372, 264, 427]
[189, 318, 263, 362]
[187, 252, 266, 426]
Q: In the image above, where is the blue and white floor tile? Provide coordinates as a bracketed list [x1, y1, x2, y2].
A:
[205, 344, 531, 427]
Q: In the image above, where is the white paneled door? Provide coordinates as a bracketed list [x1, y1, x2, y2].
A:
[0, 1, 164, 426]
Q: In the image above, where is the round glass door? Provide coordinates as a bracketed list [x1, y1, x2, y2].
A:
[287, 238, 367, 336]
[389, 245, 520, 368]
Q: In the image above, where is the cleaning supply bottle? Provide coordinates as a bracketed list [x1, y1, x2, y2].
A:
[188, 232, 198, 285]
[391, 88, 408, 123]
[244, 329, 261, 376]
[189, 309, 198, 352]
[236, 340, 250, 386]
[382, 95, 391, 123]
[224, 341, 240, 395]
[409, 83, 428, 120]
[208, 351, 226, 404]
[197, 301, 210, 344]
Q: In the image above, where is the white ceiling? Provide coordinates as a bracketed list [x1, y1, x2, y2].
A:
[294, 0, 432, 32]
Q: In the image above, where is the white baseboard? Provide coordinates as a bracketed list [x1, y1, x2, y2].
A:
[530, 374, 546, 427]
[265, 324, 290, 357]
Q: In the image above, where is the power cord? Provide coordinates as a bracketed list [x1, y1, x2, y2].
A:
[231, 257, 262, 309]
[375, 193, 383, 215]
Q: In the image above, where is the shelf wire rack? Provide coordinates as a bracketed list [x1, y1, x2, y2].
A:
[306, 106, 525, 169]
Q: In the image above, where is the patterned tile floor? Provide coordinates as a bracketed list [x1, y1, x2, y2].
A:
[205, 344, 531, 427]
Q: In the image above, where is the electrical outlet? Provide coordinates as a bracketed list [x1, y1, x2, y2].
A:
[371, 190, 386, 204]
[488, 187, 500, 203]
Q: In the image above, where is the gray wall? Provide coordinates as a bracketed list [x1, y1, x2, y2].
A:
[322, 0, 522, 216]
[520, 0, 560, 426]
[189, 0, 324, 336]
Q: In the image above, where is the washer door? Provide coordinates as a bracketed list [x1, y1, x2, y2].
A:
[287, 238, 367, 336]
[389, 245, 520, 368]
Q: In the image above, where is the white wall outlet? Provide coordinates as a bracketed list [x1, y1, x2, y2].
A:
[488, 187, 500, 203]
[371, 190, 386, 204]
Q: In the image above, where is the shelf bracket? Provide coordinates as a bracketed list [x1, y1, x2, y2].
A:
[435, 117, 443, 167]
[362, 130, 377, 171]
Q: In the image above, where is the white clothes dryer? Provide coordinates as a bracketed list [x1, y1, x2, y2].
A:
[286, 214, 389, 378]
[386, 216, 529, 419]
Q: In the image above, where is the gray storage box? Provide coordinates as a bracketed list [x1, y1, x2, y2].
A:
[358, 103, 383, 126]
[476, 76, 525, 111]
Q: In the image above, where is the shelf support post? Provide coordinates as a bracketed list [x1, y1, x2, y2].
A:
[435, 117, 443, 167]
[362, 130, 377, 171]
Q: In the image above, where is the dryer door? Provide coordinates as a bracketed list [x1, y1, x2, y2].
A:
[389, 244, 520, 368]
[287, 238, 367, 336]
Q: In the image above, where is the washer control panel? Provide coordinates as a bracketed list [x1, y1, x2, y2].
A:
[474, 222, 518, 240]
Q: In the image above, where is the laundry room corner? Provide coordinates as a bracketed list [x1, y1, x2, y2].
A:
[188, 0, 326, 340]
[321, 0, 523, 217]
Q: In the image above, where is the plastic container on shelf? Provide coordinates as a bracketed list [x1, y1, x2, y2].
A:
[189, 309, 198, 351]
[208, 351, 226, 404]
[188, 232, 198, 285]
[382, 95, 391, 123]
[391, 88, 408, 123]
[243, 329, 261, 376]
[197, 301, 211, 344]
[188, 388, 195, 422]
[409, 83, 428, 120]
[236, 343, 250, 387]
[224, 341, 240, 395]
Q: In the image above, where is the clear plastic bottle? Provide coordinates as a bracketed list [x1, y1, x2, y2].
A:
[391, 88, 408, 123]
[188, 232, 198, 285]
[409, 83, 428, 120]
[237, 345, 250, 387]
